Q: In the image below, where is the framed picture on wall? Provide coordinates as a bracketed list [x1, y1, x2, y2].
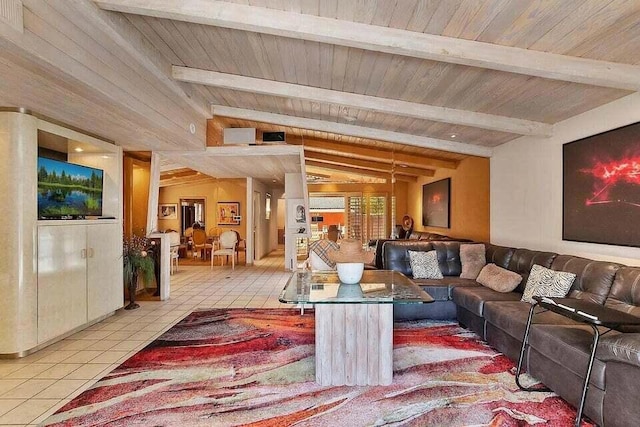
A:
[287, 199, 306, 229]
[218, 202, 240, 225]
[158, 203, 178, 220]
[563, 121, 640, 247]
[422, 178, 450, 228]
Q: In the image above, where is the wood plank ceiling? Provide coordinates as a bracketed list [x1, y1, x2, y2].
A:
[3, 1, 640, 183]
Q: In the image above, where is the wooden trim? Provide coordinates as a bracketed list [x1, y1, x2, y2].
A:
[305, 160, 417, 182]
[304, 151, 434, 177]
[211, 105, 492, 157]
[97, 0, 640, 90]
[291, 138, 458, 170]
[173, 66, 552, 136]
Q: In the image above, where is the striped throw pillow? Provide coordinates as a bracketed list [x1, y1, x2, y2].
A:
[521, 264, 576, 304]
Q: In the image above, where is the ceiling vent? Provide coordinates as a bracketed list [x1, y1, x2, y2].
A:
[223, 128, 256, 144]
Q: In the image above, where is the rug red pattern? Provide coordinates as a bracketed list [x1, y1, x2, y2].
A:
[42, 309, 593, 426]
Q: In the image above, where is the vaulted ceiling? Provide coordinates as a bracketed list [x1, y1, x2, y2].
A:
[2, 0, 640, 183]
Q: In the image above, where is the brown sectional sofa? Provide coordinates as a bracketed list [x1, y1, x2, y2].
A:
[382, 240, 640, 427]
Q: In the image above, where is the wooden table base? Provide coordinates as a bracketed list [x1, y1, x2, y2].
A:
[315, 304, 393, 386]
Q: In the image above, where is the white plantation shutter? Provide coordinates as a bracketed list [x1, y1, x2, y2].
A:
[346, 194, 363, 240]
[367, 195, 387, 240]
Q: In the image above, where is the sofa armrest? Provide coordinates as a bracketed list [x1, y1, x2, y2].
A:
[599, 334, 640, 369]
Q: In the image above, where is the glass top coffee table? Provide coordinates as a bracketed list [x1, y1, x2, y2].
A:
[279, 270, 433, 386]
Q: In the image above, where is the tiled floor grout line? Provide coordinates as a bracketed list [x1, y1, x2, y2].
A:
[0, 249, 291, 426]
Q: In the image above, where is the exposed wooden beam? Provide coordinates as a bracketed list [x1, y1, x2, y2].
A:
[159, 175, 217, 187]
[306, 160, 417, 182]
[97, 0, 640, 91]
[173, 66, 551, 137]
[160, 168, 200, 180]
[211, 105, 490, 157]
[293, 138, 457, 170]
[305, 151, 434, 177]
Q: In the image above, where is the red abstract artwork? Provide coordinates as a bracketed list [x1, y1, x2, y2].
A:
[564, 122, 640, 246]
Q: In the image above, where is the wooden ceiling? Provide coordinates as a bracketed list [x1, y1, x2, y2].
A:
[2, 1, 640, 183]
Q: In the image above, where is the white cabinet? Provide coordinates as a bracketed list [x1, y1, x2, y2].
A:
[37, 223, 123, 344]
[37, 225, 88, 343]
[87, 223, 123, 320]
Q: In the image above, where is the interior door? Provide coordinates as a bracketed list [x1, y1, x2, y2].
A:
[87, 223, 123, 320]
[37, 225, 87, 343]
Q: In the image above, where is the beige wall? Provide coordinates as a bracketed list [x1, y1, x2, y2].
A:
[492, 92, 640, 265]
[407, 157, 490, 242]
[158, 179, 247, 239]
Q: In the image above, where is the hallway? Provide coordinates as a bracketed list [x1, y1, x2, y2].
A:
[0, 250, 293, 425]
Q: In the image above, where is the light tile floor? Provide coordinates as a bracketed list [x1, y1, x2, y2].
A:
[0, 249, 292, 426]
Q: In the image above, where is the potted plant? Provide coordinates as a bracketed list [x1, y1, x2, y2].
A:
[123, 235, 155, 310]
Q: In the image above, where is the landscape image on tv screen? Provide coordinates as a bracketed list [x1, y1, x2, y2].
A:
[37, 157, 104, 219]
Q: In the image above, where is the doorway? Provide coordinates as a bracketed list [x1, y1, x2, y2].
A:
[253, 191, 261, 262]
[180, 198, 205, 234]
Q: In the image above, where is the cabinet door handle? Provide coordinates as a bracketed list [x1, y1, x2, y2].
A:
[88, 248, 94, 258]
[81, 249, 87, 259]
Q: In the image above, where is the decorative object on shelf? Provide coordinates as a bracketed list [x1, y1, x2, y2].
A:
[217, 201, 240, 225]
[563, 121, 640, 247]
[288, 198, 306, 228]
[158, 203, 177, 219]
[422, 178, 451, 228]
[123, 235, 155, 310]
[401, 214, 414, 238]
[328, 239, 374, 284]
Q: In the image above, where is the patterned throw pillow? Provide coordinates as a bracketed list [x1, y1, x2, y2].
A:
[521, 264, 576, 304]
[408, 250, 443, 279]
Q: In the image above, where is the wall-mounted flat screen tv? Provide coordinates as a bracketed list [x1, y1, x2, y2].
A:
[37, 157, 104, 219]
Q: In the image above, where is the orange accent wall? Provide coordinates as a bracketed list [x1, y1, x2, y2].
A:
[407, 156, 489, 242]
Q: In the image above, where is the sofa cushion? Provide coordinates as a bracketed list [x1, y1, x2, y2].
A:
[413, 277, 478, 299]
[529, 324, 611, 389]
[485, 243, 515, 270]
[408, 250, 443, 279]
[476, 263, 522, 292]
[484, 301, 580, 341]
[521, 264, 575, 304]
[605, 267, 640, 316]
[460, 244, 486, 279]
[382, 241, 434, 276]
[432, 241, 462, 276]
[452, 286, 522, 316]
[598, 333, 640, 368]
[551, 255, 621, 305]
[508, 249, 557, 293]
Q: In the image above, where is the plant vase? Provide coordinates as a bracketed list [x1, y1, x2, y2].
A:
[125, 270, 140, 310]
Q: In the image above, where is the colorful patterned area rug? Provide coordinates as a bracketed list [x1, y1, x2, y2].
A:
[43, 309, 591, 426]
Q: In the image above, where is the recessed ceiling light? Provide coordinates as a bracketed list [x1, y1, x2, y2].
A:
[101, 155, 109, 159]
[450, 134, 457, 139]
[399, 164, 408, 168]
[74, 147, 84, 152]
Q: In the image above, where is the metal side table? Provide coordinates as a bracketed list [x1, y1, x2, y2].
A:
[516, 296, 640, 427]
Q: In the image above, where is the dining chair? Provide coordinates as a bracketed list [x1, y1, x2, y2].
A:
[168, 231, 180, 274]
[233, 230, 246, 265]
[191, 229, 212, 260]
[212, 230, 238, 270]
